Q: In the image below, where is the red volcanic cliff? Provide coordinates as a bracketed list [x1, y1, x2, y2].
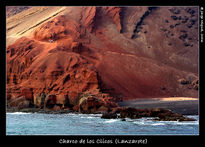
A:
[6, 6, 199, 111]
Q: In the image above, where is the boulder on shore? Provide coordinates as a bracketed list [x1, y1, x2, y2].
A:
[101, 112, 118, 119]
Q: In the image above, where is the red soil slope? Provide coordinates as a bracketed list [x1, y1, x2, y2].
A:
[6, 6, 199, 107]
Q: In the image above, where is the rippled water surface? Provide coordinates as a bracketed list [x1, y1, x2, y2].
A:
[6, 112, 199, 135]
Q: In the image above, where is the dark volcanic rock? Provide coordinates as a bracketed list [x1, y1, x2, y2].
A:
[117, 107, 196, 121]
[171, 15, 178, 20]
[179, 33, 188, 41]
[101, 112, 118, 119]
[120, 107, 141, 119]
[169, 8, 181, 14]
[178, 78, 190, 85]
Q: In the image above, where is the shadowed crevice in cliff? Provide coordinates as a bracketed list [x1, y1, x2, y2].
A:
[119, 7, 126, 34]
[131, 7, 158, 39]
[96, 72, 123, 101]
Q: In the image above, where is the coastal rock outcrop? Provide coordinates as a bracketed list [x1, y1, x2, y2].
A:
[34, 93, 46, 108]
[7, 96, 34, 110]
[101, 112, 118, 119]
[44, 94, 57, 109]
[101, 107, 196, 121]
[70, 92, 117, 113]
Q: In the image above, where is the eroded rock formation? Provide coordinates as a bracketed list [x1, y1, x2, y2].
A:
[6, 6, 199, 112]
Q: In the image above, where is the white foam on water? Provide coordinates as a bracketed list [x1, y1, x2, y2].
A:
[169, 121, 199, 125]
[151, 122, 165, 126]
[131, 115, 199, 126]
[7, 112, 31, 115]
[87, 116, 95, 119]
[137, 121, 146, 125]
[125, 118, 134, 122]
[133, 120, 147, 125]
[79, 116, 95, 119]
[89, 114, 102, 117]
[105, 119, 119, 123]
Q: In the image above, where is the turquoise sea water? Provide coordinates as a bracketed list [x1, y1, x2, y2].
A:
[6, 112, 199, 135]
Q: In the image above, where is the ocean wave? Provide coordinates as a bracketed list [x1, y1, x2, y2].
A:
[133, 120, 151, 125]
[166, 121, 199, 125]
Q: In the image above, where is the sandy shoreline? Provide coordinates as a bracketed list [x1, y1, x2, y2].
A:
[118, 97, 199, 115]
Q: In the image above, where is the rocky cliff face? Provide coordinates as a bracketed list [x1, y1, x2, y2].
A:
[6, 6, 199, 111]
